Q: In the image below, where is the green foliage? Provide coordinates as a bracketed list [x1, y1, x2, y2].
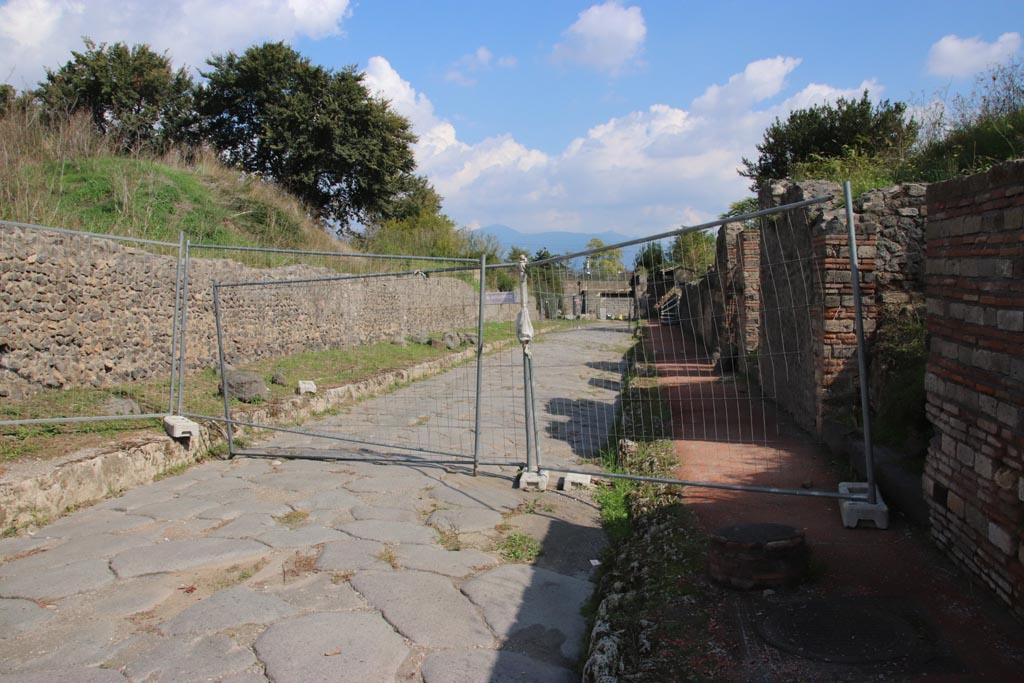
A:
[741, 91, 918, 190]
[791, 148, 903, 196]
[871, 306, 930, 458]
[0, 84, 14, 113]
[911, 58, 1024, 181]
[586, 238, 624, 274]
[37, 38, 194, 152]
[197, 42, 417, 232]
[633, 242, 666, 272]
[668, 230, 715, 277]
[497, 531, 541, 562]
[362, 209, 463, 257]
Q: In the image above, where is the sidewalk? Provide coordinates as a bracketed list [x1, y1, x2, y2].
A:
[649, 322, 1024, 682]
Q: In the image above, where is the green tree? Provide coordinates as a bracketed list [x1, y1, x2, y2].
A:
[633, 242, 665, 272]
[669, 231, 716, 276]
[741, 91, 917, 190]
[585, 238, 624, 275]
[197, 42, 417, 231]
[362, 210, 462, 257]
[507, 245, 531, 262]
[0, 84, 15, 113]
[36, 39, 195, 151]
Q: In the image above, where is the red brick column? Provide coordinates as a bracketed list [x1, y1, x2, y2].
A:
[923, 161, 1024, 616]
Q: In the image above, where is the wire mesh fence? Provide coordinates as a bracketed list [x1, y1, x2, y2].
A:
[516, 195, 871, 499]
[1, 221, 182, 459]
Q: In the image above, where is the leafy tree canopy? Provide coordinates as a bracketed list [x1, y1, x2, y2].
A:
[0, 84, 15, 113]
[669, 231, 715, 277]
[633, 242, 666, 272]
[197, 42, 417, 232]
[36, 38, 194, 151]
[741, 91, 917, 190]
[585, 238, 624, 275]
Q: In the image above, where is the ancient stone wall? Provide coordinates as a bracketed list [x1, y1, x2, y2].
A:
[0, 226, 507, 399]
[922, 160, 1024, 617]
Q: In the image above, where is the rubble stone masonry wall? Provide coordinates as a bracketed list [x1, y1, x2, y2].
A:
[0, 227, 492, 399]
[922, 161, 1024, 617]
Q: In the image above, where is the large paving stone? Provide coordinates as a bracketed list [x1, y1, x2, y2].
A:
[421, 649, 577, 683]
[351, 570, 493, 649]
[255, 525, 349, 549]
[428, 507, 504, 533]
[196, 500, 294, 521]
[0, 669, 127, 683]
[351, 505, 419, 522]
[462, 564, 593, 666]
[394, 546, 498, 578]
[130, 497, 220, 521]
[0, 536, 61, 564]
[8, 533, 152, 570]
[429, 482, 523, 512]
[315, 539, 390, 573]
[41, 511, 154, 538]
[206, 514, 278, 539]
[110, 538, 269, 578]
[0, 598, 54, 635]
[0, 558, 114, 600]
[159, 585, 298, 635]
[337, 520, 436, 545]
[294, 488, 362, 511]
[344, 468, 435, 494]
[254, 612, 408, 683]
[268, 573, 365, 612]
[61, 576, 176, 618]
[113, 633, 257, 683]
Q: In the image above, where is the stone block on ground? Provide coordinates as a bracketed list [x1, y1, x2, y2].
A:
[296, 380, 317, 395]
[219, 370, 269, 403]
[558, 473, 593, 490]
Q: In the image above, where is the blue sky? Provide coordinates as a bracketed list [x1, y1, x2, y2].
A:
[1, 1, 1021, 238]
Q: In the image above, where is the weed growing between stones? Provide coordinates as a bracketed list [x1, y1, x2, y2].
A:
[497, 532, 540, 562]
[436, 523, 463, 551]
[377, 545, 401, 569]
[273, 509, 309, 529]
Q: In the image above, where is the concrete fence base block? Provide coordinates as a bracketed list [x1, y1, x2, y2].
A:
[839, 482, 890, 530]
[558, 473, 593, 490]
[163, 416, 200, 440]
[516, 471, 550, 491]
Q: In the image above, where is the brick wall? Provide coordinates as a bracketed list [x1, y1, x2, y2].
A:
[922, 161, 1024, 616]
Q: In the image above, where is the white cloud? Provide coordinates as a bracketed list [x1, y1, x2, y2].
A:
[366, 55, 872, 238]
[0, 0, 351, 89]
[552, 1, 646, 76]
[927, 32, 1021, 79]
[445, 45, 515, 86]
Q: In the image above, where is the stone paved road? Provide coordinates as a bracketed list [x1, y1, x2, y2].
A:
[0, 325, 631, 682]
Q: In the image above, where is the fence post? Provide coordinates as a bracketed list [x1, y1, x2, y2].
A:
[176, 240, 192, 415]
[212, 280, 235, 458]
[168, 231, 185, 414]
[472, 254, 487, 476]
[844, 181, 876, 504]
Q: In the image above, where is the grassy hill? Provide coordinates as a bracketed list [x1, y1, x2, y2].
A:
[0, 107, 350, 254]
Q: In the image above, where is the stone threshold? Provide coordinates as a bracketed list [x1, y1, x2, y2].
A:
[0, 337, 520, 536]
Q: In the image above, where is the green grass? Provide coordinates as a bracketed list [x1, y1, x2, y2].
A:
[0, 320, 543, 462]
[497, 532, 541, 562]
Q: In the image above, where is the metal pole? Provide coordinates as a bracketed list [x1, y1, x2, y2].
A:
[176, 240, 192, 415]
[168, 231, 185, 414]
[212, 281, 235, 458]
[523, 350, 538, 473]
[526, 352, 542, 473]
[472, 255, 487, 476]
[844, 181, 876, 505]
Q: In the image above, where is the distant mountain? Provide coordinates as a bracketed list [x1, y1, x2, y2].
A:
[476, 224, 644, 268]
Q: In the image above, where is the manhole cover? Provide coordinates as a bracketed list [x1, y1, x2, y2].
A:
[758, 598, 925, 664]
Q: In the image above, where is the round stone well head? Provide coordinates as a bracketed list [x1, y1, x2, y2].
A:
[707, 522, 808, 590]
